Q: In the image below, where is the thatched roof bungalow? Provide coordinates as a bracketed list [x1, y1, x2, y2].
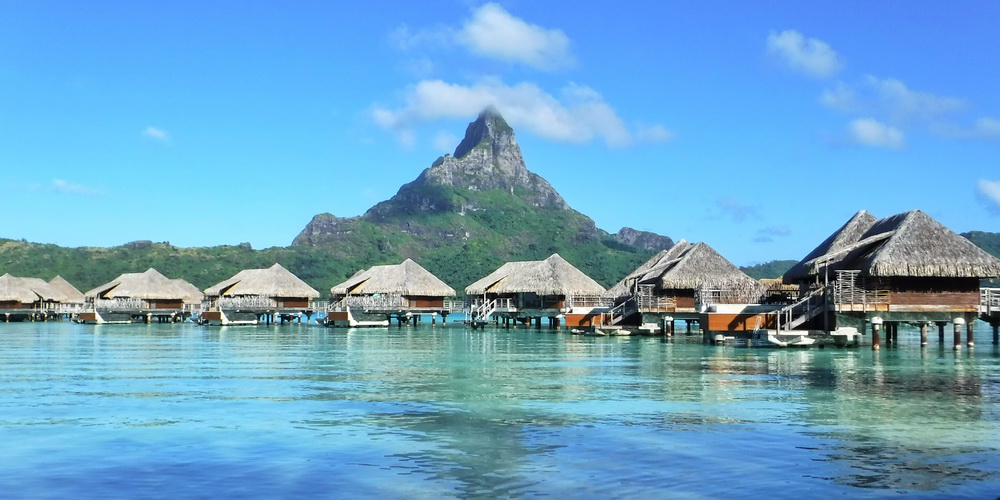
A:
[77, 268, 201, 324]
[466, 254, 605, 298]
[465, 254, 606, 327]
[783, 209, 1000, 338]
[0, 274, 68, 313]
[85, 268, 202, 310]
[609, 240, 765, 312]
[331, 259, 455, 311]
[204, 263, 319, 310]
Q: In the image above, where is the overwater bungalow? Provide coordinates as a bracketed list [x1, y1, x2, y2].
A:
[48, 276, 85, 316]
[327, 259, 457, 327]
[201, 263, 319, 325]
[606, 240, 766, 335]
[80, 268, 202, 324]
[465, 253, 608, 329]
[0, 273, 71, 321]
[782, 209, 1000, 348]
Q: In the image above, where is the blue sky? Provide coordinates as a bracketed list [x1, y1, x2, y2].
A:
[2, 1, 999, 266]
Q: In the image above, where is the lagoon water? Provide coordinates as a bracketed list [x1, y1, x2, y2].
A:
[1, 321, 999, 499]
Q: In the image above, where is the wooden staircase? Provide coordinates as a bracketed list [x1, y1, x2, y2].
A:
[773, 287, 827, 331]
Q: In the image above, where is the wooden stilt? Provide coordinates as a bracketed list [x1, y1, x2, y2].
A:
[938, 322, 946, 344]
[871, 317, 882, 350]
[920, 323, 928, 347]
[953, 318, 965, 350]
[967, 322, 974, 348]
[993, 323, 999, 345]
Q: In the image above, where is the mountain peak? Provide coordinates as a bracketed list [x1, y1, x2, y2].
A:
[385, 108, 567, 210]
[453, 106, 514, 159]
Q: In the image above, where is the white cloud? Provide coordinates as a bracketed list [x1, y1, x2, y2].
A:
[972, 117, 1000, 139]
[52, 179, 102, 196]
[372, 78, 672, 147]
[864, 76, 966, 125]
[977, 179, 1000, 213]
[820, 76, 1000, 143]
[848, 118, 905, 150]
[457, 3, 573, 70]
[766, 29, 843, 79]
[819, 82, 859, 113]
[143, 126, 170, 141]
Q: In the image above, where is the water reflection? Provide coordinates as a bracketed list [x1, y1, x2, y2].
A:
[0, 322, 998, 497]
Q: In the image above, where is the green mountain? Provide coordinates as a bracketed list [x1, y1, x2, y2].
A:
[963, 231, 1000, 258]
[290, 108, 668, 289]
[0, 109, 669, 293]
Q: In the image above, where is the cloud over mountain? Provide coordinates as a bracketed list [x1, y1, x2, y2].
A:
[372, 79, 671, 147]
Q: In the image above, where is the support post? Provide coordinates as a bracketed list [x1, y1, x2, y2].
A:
[953, 317, 965, 350]
[664, 316, 673, 337]
[871, 317, 882, 350]
[967, 321, 975, 348]
[938, 322, 946, 344]
[993, 322, 999, 345]
[920, 323, 928, 347]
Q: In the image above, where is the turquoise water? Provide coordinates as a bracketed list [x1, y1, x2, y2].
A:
[1, 321, 999, 499]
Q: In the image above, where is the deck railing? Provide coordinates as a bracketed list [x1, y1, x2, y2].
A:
[212, 296, 279, 310]
[90, 298, 200, 314]
[465, 298, 515, 314]
[636, 295, 677, 312]
[329, 295, 461, 313]
[696, 289, 763, 309]
[983, 288, 1000, 315]
[564, 294, 613, 309]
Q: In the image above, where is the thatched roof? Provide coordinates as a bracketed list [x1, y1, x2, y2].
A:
[85, 268, 200, 300]
[49, 276, 85, 304]
[331, 259, 455, 296]
[857, 210, 1000, 277]
[465, 254, 606, 296]
[204, 263, 319, 298]
[0, 273, 68, 303]
[171, 279, 205, 305]
[783, 210, 877, 282]
[608, 241, 763, 299]
[784, 209, 1000, 281]
[759, 278, 798, 292]
[606, 240, 692, 297]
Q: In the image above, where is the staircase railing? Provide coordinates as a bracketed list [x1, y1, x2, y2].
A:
[470, 298, 498, 323]
[983, 288, 1000, 316]
[772, 287, 827, 331]
[601, 298, 635, 326]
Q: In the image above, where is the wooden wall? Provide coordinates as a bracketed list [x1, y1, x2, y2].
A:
[887, 277, 980, 306]
[407, 296, 445, 308]
[278, 298, 309, 308]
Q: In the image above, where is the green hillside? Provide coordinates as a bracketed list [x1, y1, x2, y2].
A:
[739, 260, 798, 280]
